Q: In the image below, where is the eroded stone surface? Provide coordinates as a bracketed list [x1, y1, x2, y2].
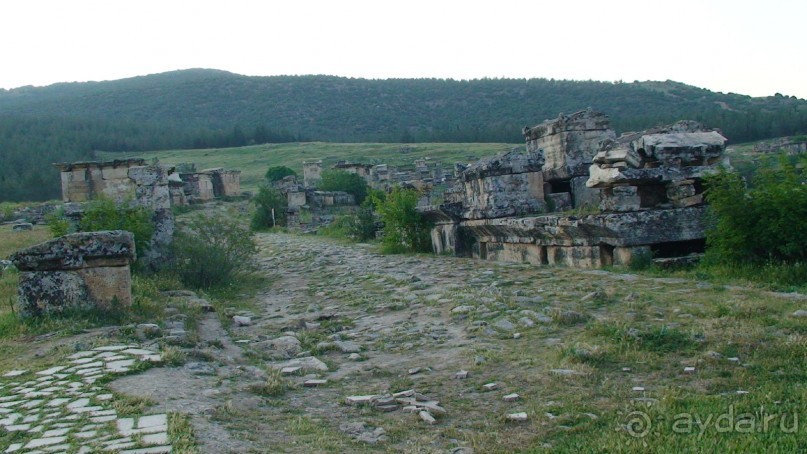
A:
[0, 345, 169, 452]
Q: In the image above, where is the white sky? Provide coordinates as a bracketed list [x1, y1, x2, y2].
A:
[1, 0, 805, 98]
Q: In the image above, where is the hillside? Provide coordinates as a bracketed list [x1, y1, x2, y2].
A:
[1, 69, 806, 201]
[2, 69, 806, 143]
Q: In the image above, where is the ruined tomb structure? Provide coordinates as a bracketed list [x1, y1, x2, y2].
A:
[54, 160, 177, 269]
[421, 111, 728, 268]
[10, 231, 136, 318]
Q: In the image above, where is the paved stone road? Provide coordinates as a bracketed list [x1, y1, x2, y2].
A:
[1, 346, 171, 453]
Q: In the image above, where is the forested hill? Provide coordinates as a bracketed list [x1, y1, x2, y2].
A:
[1, 69, 806, 201]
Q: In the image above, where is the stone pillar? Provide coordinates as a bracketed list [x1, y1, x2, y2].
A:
[10, 231, 136, 318]
[303, 161, 322, 189]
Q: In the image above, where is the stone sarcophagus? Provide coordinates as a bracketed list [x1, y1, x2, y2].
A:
[421, 112, 728, 269]
[10, 231, 136, 318]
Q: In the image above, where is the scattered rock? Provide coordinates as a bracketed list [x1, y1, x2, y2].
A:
[503, 393, 520, 402]
[549, 369, 587, 377]
[451, 305, 474, 314]
[791, 310, 807, 318]
[419, 411, 437, 425]
[346, 395, 378, 406]
[232, 316, 252, 326]
[12, 223, 33, 231]
[339, 421, 387, 445]
[482, 383, 498, 391]
[188, 297, 215, 312]
[254, 336, 302, 359]
[136, 323, 162, 339]
[506, 412, 528, 422]
[274, 356, 329, 372]
[303, 379, 327, 387]
[280, 366, 301, 375]
[493, 319, 515, 332]
[333, 340, 361, 353]
[454, 370, 469, 379]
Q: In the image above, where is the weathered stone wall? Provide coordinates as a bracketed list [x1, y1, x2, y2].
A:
[288, 191, 307, 209]
[55, 159, 147, 203]
[523, 110, 615, 182]
[303, 161, 323, 189]
[10, 231, 136, 318]
[181, 173, 215, 202]
[218, 170, 242, 196]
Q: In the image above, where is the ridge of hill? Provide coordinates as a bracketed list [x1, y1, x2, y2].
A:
[1, 69, 805, 201]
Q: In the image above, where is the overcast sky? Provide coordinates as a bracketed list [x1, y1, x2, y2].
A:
[2, 0, 805, 98]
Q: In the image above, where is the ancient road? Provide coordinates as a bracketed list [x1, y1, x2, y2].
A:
[104, 233, 805, 452]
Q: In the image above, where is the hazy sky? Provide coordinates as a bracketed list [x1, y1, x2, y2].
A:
[2, 0, 805, 98]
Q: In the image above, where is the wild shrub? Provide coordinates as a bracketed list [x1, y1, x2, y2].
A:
[78, 198, 154, 254]
[265, 166, 296, 183]
[318, 169, 369, 205]
[171, 214, 257, 289]
[372, 187, 431, 254]
[251, 184, 287, 230]
[705, 157, 807, 265]
[45, 208, 71, 237]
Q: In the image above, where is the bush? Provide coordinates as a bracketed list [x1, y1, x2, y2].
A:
[318, 169, 369, 205]
[251, 184, 287, 230]
[372, 187, 431, 253]
[705, 157, 807, 265]
[265, 166, 296, 183]
[45, 209, 71, 237]
[321, 208, 377, 241]
[79, 198, 155, 255]
[171, 214, 257, 289]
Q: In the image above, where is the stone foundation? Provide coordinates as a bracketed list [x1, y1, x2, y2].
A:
[10, 231, 136, 318]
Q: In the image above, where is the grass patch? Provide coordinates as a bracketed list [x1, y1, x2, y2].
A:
[249, 369, 294, 397]
[168, 412, 198, 453]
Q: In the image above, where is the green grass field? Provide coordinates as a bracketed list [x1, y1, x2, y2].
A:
[99, 142, 519, 193]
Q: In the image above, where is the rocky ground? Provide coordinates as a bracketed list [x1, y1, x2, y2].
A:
[2, 233, 805, 453]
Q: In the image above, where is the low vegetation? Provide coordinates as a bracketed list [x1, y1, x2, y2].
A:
[251, 185, 288, 230]
[318, 169, 370, 205]
[171, 213, 258, 289]
[372, 187, 432, 254]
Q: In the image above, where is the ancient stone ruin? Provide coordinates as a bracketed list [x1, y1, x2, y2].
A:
[9, 231, 136, 318]
[55, 159, 242, 206]
[421, 110, 728, 268]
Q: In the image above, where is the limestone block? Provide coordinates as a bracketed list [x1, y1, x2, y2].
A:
[547, 193, 572, 212]
[571, 176, 601, 209]
[484, 242, 545, 265]
[546, 245, 605, 268]
[101, 166, 130, 181]
[10, 231, 136, 271]
[600, 186, 641, 212]
[10, 231, 135, 318]
[287, 192, 307, 208]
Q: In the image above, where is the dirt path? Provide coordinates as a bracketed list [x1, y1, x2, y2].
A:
[107, 233, 806, 453]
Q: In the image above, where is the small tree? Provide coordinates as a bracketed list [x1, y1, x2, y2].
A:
[251, 184, 287, 230]
[318, 169, 369, 205]
[79, 198, 155, 255]
[705, 157, 807, 265]
[372, 187, 431, 253]
[171, 214, 257, 289]
[265, 166, 297, 183]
